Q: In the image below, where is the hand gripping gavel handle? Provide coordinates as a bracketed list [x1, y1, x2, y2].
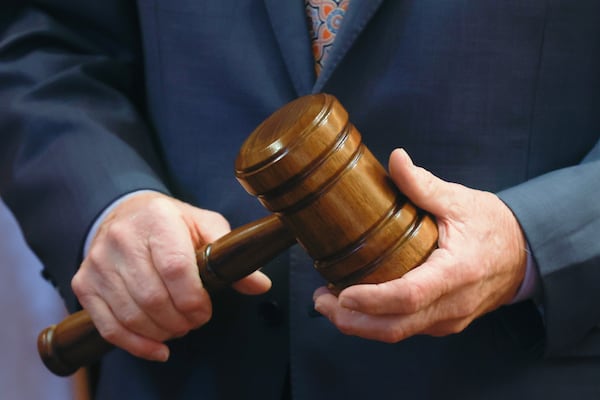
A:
[37, 214, 295, 376]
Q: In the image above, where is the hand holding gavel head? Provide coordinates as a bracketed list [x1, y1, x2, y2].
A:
[38, 93, 438, 376]
[233, 93, 438, 291]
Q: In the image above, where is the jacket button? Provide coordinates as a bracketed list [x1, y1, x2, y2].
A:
[257, 300, 284, 326]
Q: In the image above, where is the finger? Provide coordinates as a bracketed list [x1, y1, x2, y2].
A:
[232, 270, 272, 295]
[188, 207, 272, 295]
[402, 285, 485, 337]
[93, 217, 202, 336]
[327, 276, 491, 340]
[109, 290, 177, 342]
[117, 249, 200, 336]
[312, 287, 339, 320]
[336, 248, 457, 315]
[314, 290, 431, 343]
[315, 285, 477, 342]
[388, 148, 462, 218]
[83, 293, 170, 361]
[81, 258, 178, 342]
[313, 286, 331, 300]
[148, 212, 212, 326]
[187, 207, 232, 244]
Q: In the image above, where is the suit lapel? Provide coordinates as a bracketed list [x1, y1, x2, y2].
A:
[263, 0, 386, 95]
[313, 0, 386, 93]
[264, 0, 315, 96]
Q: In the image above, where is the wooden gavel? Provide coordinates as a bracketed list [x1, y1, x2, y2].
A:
[38, 93, 438, 376]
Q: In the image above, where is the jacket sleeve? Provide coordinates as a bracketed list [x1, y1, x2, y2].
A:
[0, 2, 169, 311]
[499, 139, 600, 356]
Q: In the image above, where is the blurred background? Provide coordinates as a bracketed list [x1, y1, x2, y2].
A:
[0, 198, 84, 399]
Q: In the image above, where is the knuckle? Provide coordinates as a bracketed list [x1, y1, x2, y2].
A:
[197, 303, 213, 323]
[85, 244, 105, 267]
[196, 209, 231, 241]
[97, 323, 121, 344]
[146, 197, 179, 223]
[159, 253, 192, 281]
[403, 296, 420, 314]
[74, 292, 95, 311]
[402, 284, 424, 313]
[84, 242, 117, 279]
[138, 290, 169, 310]
[199, 309, 212, 325]
[104, 219, 132, 244]
[146, 196, 173, 214]
[189, 309, 212, 329]
[199, 209, 230, 229]
[71, 273, 97, 302]
[175, 295, 204, 314]
[210, 211, 231, 231]
[71, 274, 85, 297]
[176, 307, 212, 330]
[119, 310, 144, 329]
[467, 262, 487, 283]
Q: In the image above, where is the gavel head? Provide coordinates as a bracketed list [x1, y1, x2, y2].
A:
[235, 93, 437, 292]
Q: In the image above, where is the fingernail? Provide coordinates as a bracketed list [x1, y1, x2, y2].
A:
[152, 347, 169, 362]
[312, 286, 328, 301]
[313, 300, 325, 316]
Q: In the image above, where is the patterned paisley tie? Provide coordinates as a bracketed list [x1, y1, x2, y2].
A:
[305, 0, 350, 76]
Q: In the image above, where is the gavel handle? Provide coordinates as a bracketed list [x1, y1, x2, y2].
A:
[38, 214, 295, 376]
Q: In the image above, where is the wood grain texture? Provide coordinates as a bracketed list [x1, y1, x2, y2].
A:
[236, 93, 438, 292]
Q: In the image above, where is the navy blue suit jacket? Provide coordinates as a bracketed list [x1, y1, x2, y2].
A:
[1, 1, 600, 399]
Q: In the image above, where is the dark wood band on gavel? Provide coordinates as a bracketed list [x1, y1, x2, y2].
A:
[38, 93, 438, 376]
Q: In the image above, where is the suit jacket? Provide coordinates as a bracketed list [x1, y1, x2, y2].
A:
[1, 1, 599, 399]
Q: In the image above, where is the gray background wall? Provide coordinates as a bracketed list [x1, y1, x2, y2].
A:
[0, 198, 75, 399]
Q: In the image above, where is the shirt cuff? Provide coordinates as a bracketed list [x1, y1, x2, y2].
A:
[510, 244, 540, 304]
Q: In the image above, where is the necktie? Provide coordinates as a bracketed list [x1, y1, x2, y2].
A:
[305, 0, 350, 76]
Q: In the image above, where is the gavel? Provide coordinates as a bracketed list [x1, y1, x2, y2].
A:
[38, 93, 438, 376]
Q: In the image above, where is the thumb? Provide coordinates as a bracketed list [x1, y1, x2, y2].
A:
[388, 148, 455, 217]
[232, 270, 272, 295]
